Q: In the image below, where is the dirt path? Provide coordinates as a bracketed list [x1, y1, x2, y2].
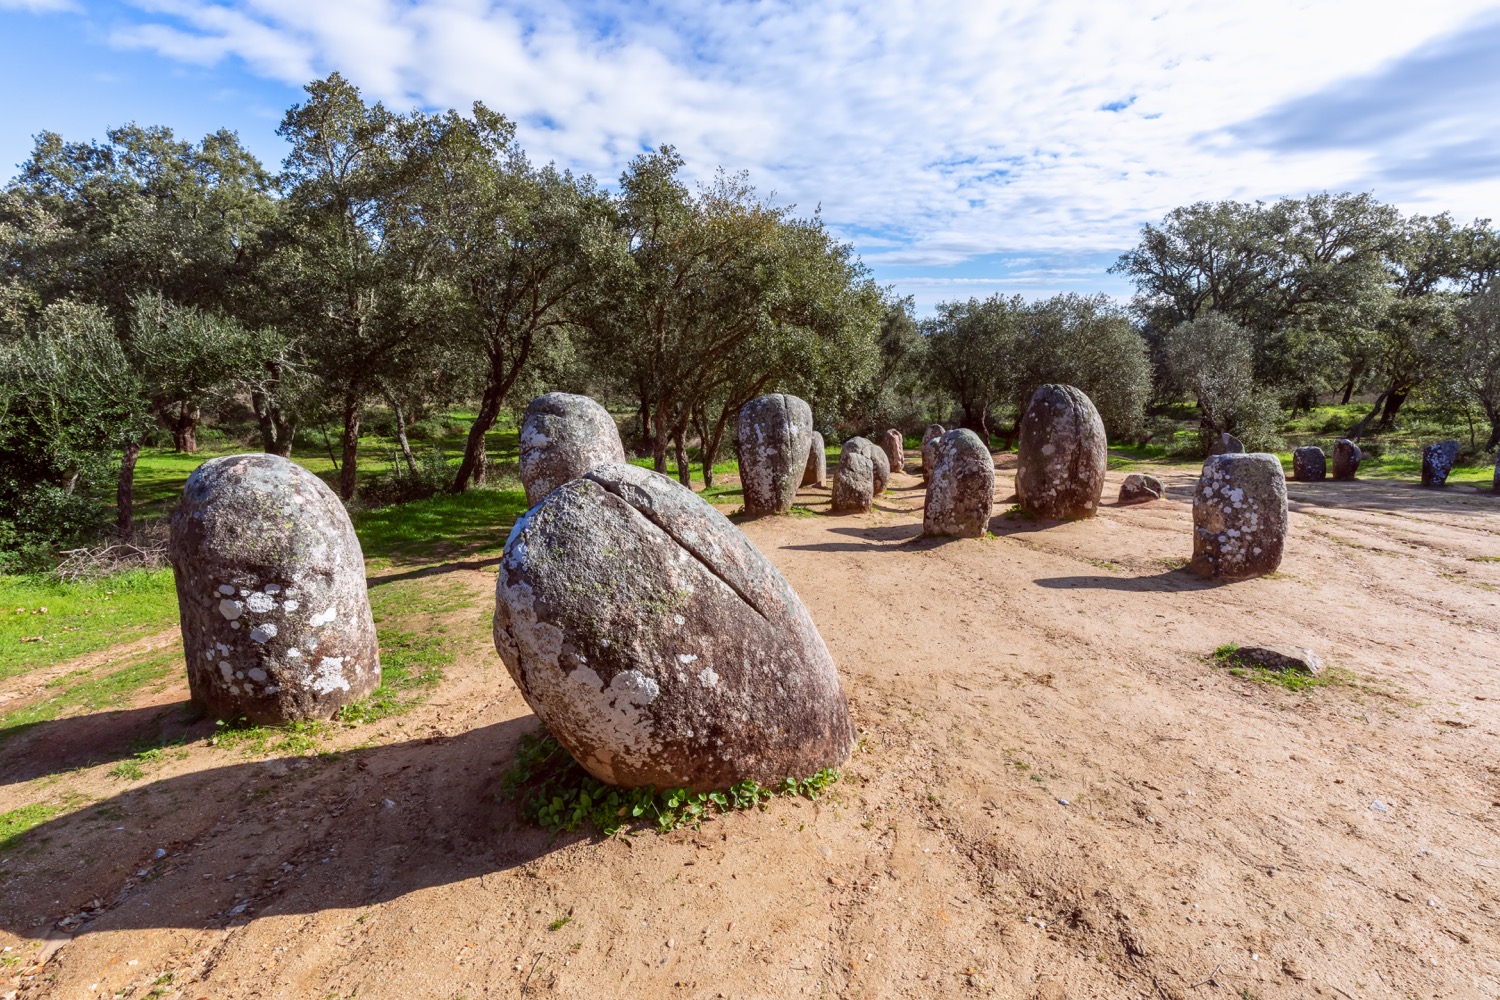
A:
[0, 462, 1496, 999]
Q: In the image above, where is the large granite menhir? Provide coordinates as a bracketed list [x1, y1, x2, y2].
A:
[493, 463, 855, 791]
[801, 431, 827, 488]
[1292, 446, 1326, 482]
[1333, 439, 1362, 480]
[881, 429, 906, 475]
[738, 394, 814, 515]
[832, 440, 876, 513]
[1190, 453, 1288, 579]
[1422, 440, 1460, 487]
[518, 392, 627, 506]
[169, 454, 379, 723]
[923, 429, 994, 537]
[920, 424, 944, 483]
[1015, 384, 1108, 519]
[844, 436, 890, 495]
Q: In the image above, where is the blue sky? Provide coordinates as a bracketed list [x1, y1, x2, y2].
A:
[4, 0, 1498, 312]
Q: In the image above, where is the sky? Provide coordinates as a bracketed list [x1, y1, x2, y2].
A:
[2, 1, 1499, 312]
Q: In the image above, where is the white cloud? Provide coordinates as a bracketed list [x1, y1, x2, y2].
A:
[105, 0, 1500, 299]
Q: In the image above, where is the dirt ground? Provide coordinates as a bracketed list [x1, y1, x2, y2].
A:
[1, 457, 1497, 1000]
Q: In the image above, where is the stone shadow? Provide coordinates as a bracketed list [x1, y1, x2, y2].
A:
[1032, 570, 1224, 593]
[780, 523, 925, 551]
[0, 716, 564, 940]
[0, 701, 211, 788]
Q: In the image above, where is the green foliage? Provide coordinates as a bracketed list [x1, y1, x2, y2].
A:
[208, 718, 330, 756]
[500, 730, 840, 837]
[1159, 314, 1284, 452]
[0, 648, 178, 742]
[1211, 644, 1350, 694]
[352, 487, 529, 562]
[0, 568, 178, 678]
[0, 802, 65, 853]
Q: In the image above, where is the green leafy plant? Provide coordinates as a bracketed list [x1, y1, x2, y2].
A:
[500, 730, 840, 837]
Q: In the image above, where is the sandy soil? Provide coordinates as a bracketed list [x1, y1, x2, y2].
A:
[0, 458, 1497, 999]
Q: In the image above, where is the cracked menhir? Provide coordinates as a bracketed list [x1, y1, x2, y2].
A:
[493, 463, 855, 791]
[831, 444, 875, 514]
[169, 453, 379, 724]
[518, 392, 627, 506]
[801, 430, 827, 488]
[736, 393, 814, 515]
[1189, 453, 1288, 579]
[1015, 384, 1108, 520]
[923, 428, 995, 537]
[920, 423, 945, 483]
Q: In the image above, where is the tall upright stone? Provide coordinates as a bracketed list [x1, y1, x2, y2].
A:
[493, 463, 855, 791]
[169, 454, 379, 724]
[832, 442, 876, 513]
[844, 436, 889, 495]
[1292, 446, 1326, 482]
[1332, 439, 1362, 480]
[738, 394, 814, 515]
[801, 431, 827, 488]
[1015, 384, 1108, 519]
[1422, 440, 1460, 487]
[923, 429, 994, 537]
[518, 392, 627, 506]
[1209, 432, 1246, 455]
[921, 424, 945, 483]
[881, 429, 906, 474]
[1190, 453, 1288, 579]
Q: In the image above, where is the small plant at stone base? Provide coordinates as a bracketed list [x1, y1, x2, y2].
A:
[500, 730, 840, 837]
[1210, 644, 1351, 694]
[1002, 504, 1034, 521]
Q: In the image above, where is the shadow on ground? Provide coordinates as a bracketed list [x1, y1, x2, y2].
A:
[0, 701, 208, 787]
[1, 716, 562, 941]
[780, 523, 924, 551]
[1032, 570, 1223, 593]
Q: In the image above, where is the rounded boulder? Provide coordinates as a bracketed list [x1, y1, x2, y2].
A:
[1333, 439, 1362, 480]
[831, 443, 876, 513]
[518, 392, 627, 506]
[923, 429, 994, 537]
[1422, 440, 1459, 487]
[168, 454, 379, 723]
[881, 429, 906, 475]
[844, 436, 889, 495]
[801, 431, 827, 488]
[1292, 446, 1326, 482]
[1189, 453, 1288, 579]
[1015, 384, 1108, 519]
[1118, 473, 1164, 504]
[493, 463, 855, 791]
[738, 394, 814, 515]
[920, 424, 945, 483]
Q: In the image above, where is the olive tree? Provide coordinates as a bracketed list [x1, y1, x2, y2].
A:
[1158, 313, 1283, 451]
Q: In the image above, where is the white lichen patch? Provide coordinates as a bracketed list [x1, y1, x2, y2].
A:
[247, 667, 268, 683]
[283, 599, 300, 612]
[217, 584, 236, 596]
[245, 591, 276, 614]
[311, 656, 351, 694]
[218, 599, 244, 620]
[249, 623, 278, 644]
[308, 606, 338, 627]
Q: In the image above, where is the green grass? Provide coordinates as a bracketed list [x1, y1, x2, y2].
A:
[207, 718, 331, 756]
[336, 580, 467, 724]
[0, 801, 67, 853]
[106, 738, 188, 781]
[0, 569, 179, 678]
[1210, 643, 1351, 693]
[500, 730, 841, 837]
[0, 648, 179, 744]
[352, 487, 530, 563]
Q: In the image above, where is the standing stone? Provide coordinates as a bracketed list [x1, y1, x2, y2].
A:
[1189, 453, 1288, 579]
[1209, 432, 1246, 455]
[1015, 384, 1108, 519]
[169, 454, 379, 724]
[1422, 440, 1460, 487]
[518, 392, 627, 506]
[1333, 439, 1362, 480]
[921, 424, 945, 483]
[801, 431, 827, 488]
[831, 444, 876, 513]
[844, 436, 890, 495]
[923, 429, 994, 537]
[881, 429, 906, 474]
[738, 394, 814, 515]
[493, 463, 855, 791]
[1118, 473, 1165, 504]
[1292, 446, 1326, 482]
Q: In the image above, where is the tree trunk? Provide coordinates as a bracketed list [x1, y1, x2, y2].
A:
[383, 387, 418, 476]
[1340, 376, 1355, 405]
[652, 404, 670, 474]
[252, 390, 295, 457]
[116, 439, 141, 537]
[637, 393, 653, 455]
[339, 394, 361, 501]
[1348, 387, 1392, 440]
[472, 438, 488, 486]
[173, 402, 200, 453]
[451, 384, 503, 493]
[1377, 384, 1410, 430]
[673, 423, 692, 488]
[693, 406, 717, 488]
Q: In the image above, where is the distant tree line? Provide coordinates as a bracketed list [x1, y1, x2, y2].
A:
[3, 74, 1498, 567]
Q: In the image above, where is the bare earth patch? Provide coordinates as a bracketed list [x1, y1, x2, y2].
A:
[0, 460, 1496, 999]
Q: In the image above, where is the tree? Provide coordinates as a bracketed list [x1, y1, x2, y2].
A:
[1158, 313, 1283, 451]
[1010, 294, 1151, 438]
[1456, 283, 1500, 451]
[921, 295, 1023, 437]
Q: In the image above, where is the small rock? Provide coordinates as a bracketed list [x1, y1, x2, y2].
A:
[382, 799, 396, 810]
[1422, 440, 1460, 488]
[1117, 473, 1164, 504]
[1292, 446, 1326, 482]
[1227, 645, 1322, 675]
[153, 848, 166, 859]
[1333, 438, 1362, 480]
[1371, 800, 1389, 812]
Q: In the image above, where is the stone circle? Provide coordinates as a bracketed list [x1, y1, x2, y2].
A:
[920, 424, 944, 483]
[831, 442, 876, 513]
[881, 429, 906, 474]
[1332, 439, 1362, 480]
[1422, 440, 1459, 487]
[1292, 446, 1326, 482]
[1118, 473, 1165, 504]
[1209, 431, 1245, 455]
[801, 431, 827, 488]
